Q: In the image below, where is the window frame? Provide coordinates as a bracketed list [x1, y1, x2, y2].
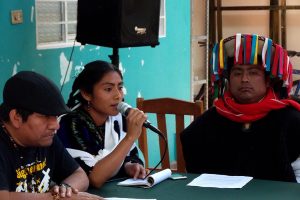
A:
[35, 0, 78, 49]
[159, 0, 166, 38]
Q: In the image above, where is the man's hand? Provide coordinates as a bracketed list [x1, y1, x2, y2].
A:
[51, 189, 103, 200]
[124, 162, 146, 179]
[51, 183, 78, 198]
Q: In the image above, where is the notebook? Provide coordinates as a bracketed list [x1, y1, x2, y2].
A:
[117, 169, 172, 188]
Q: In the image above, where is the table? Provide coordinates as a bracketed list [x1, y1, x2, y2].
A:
[88, 173, 300, 200]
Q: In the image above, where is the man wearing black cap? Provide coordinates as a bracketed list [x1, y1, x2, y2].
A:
[0, 71, 102, 199]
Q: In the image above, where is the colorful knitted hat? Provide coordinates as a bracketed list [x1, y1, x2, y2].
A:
[210, 33, 293, 99]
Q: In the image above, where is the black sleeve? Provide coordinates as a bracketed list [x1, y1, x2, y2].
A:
[0, 132, 14, 191]
[51, 136, 80, 183]
[0, 151, 9, 190]
[180, 118, 200, 173]
[285, 108, 300, 162]
[124, 146, 144, 165]
[180, 110, 210, 174]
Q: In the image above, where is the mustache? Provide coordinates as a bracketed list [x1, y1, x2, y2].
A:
[238, 86, 253, 90]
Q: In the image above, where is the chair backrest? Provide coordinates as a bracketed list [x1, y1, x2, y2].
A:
[136, 97, 204, 172]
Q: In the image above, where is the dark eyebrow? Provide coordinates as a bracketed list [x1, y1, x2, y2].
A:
[102, 81, 124, 86]
[231, 68, 242, 72]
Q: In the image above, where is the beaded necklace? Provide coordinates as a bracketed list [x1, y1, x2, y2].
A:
[1, 123, 40, 192]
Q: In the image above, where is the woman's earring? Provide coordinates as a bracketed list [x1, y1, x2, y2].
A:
[87, 101, 91, 111]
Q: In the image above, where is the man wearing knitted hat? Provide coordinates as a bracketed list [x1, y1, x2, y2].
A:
[181, 33, 300, 182]
[0, 71, 102, 199]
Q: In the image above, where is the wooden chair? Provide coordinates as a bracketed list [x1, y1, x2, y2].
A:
[136, 97, 204, 172]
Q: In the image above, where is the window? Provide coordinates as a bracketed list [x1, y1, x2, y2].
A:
[36, 0, 77, 49]
[36, 0, 166, 49]
[159, 0, 166, 37]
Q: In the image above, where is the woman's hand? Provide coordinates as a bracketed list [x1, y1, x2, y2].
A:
[124, 162, 146, 179]
[125, 108, 147, 141]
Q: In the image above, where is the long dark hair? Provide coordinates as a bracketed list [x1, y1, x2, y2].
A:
[67, 60, 122, 109]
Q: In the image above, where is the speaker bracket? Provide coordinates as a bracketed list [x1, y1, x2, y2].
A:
[109, 48, 120, 68]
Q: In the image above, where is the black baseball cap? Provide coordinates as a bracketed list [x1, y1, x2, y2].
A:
[2, 71, 70, 116]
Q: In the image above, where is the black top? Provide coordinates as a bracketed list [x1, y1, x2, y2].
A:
[57, 108, 143, 178]
[0, 126, 79, 192]
[180, 106, 300, 182]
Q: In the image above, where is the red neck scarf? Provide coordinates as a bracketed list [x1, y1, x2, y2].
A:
[214, 88, 300, 123]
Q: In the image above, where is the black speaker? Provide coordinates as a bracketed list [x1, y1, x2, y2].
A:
[76, 0, 161, 48]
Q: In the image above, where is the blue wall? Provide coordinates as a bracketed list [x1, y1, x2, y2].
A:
[0, 0, 191, 166]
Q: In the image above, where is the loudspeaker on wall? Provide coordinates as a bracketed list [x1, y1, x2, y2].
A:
[76, 0, 161, 48]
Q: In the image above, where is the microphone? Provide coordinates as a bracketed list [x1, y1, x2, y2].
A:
[117, 102, 162, 135]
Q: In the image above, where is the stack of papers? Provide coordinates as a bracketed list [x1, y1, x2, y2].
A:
[187, 173, 253, 189]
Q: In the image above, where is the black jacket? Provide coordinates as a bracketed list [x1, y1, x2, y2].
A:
[181, 107, 300, 182]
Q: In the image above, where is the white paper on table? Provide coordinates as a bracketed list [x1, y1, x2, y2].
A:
[187, 173, 253, 189]
[105, 198, 156, 200]
[117, 169, 172, 188]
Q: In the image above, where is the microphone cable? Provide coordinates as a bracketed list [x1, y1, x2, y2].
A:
[60, 39, 76, 93]
[143, 127, 168, 179]
[116, 102, 169, 179]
